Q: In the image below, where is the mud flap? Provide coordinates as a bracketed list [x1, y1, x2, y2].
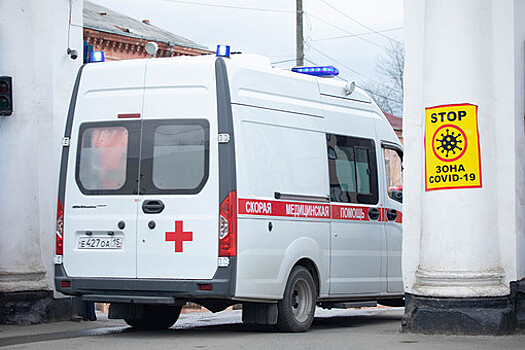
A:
[242, 302, 278, 325]
[109, 303, 143, 320]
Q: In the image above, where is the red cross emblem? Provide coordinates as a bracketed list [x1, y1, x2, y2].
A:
[165, 220, 193, 253]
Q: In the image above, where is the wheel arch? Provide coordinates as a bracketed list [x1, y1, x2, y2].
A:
[292, 258, 320, 298]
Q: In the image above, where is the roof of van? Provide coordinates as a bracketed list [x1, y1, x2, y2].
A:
[83, 0, 208, 51]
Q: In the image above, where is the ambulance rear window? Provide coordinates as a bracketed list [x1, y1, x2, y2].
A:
[75, 119, 208, 196]
[152, 124, 207, 190]
[139, 119, 209, 195]
[78, 126, 129, 190]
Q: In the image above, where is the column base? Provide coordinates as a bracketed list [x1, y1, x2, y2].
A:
[402, 280, 525, 335]
[0, 290, 79, 325]
[413, 268, 508, 297]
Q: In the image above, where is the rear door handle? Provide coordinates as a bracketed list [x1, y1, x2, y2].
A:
[142, 200, 165, 214]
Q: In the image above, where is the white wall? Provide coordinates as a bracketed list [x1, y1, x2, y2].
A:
[0, 0, 82, 294]
[403, 0, 525, 296]
[401, 0, 425, 293]
[513, 0, 525, 282]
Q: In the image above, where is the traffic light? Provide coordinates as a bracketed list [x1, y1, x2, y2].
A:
[0, 76, 13, 116]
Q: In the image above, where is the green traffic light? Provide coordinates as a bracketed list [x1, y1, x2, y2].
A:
[0, 97, 8, 109]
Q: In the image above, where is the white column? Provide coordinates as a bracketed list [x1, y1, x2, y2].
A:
[0, 0, 82, 294]
[403, 0, 525, 335]
[413, 0, 507, 297]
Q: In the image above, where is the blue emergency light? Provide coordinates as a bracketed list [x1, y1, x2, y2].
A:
[216, 45, 231, 58]
[90, 51, 105, 63]
[292, 66, 339, 77]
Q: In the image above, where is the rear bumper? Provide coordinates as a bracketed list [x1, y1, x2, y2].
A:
[54, 260, 237, 303]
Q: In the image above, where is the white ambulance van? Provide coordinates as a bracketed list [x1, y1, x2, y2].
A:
[55, 47, 404, 332]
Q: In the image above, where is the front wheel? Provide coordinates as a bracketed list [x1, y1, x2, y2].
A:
[125, 305, 182, 330]
[277, 266, 316, 332]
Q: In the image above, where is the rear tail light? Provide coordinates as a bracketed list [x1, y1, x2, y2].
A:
[56, 198, 64, 255]
[219, 191, 237, 257]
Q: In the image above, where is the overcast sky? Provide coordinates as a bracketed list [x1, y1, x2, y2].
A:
[89, 0, 404, 89]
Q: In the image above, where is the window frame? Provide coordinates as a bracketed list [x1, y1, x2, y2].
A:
[139, 119, 210, 195]
[75, 119, 210, 196]
[327, 133, 379, 205]
[381, 141, 404, 204]
[75, 120, 141, 196]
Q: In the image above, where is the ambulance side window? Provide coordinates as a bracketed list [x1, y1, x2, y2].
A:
[383, 147, 403, 203]
[327, 134, 378, 205]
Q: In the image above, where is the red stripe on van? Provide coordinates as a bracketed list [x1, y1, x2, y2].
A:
[238, 198, 402, 224]
[395, 210, 403, 223]
[331, 204, 370, 221]
[238, 199, 330, 219]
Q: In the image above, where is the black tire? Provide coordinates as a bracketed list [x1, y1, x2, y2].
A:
[125, 305, 182, 330]
[277, 266, 316, 332]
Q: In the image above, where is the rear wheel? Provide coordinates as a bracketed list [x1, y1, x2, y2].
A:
[125, 305, 182, 330]
[277, 266, 316, 332]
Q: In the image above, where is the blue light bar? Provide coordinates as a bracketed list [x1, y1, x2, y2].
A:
[291, 66, 339, 77]
[216, 45, 231, 58]
[90, 51, 105, 63]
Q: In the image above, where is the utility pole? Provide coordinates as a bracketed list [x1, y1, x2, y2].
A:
[296, 0, 304, 66]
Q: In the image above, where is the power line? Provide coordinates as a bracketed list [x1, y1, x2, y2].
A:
[308, 44, 403, 105]
[271, 58, 297, 65]
[304, 57, 321, 66]
[162, 0, 293, 13]
[314, 27, 404, 42]
[319, 0, 402, 44]
[307, 44, 400, 100]
[305, 12, 384, 49]
[362, 87, 403, 105]
[307, 44, 376, 81]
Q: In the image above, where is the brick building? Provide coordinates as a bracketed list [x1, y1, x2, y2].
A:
[83, 1, 212, 61]
[383, 111, 403, 144]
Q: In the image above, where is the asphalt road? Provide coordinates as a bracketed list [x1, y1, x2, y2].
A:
[2, 308, 523, 349]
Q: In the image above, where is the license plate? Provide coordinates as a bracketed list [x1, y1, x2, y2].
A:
[77, 237, 123, 249]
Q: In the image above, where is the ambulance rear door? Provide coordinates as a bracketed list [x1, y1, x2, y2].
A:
[136, 58, 219, 280]
[63, 61, 146, 278]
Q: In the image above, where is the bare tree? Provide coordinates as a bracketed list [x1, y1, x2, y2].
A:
[365, 42, 404, 116]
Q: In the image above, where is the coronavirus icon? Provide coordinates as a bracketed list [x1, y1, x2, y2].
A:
[432, 124, 467, 162]
[437, 129, 462, 156]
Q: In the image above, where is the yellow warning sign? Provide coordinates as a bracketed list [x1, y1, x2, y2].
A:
[425, 103, 482, 191]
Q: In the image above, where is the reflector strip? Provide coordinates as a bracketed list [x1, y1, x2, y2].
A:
[199, 284, 213, 291]
[118, 113, 141, 119]
[60, 281, 71, 288]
